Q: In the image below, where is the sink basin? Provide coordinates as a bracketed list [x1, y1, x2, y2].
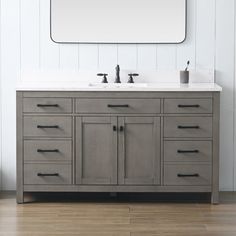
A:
[88, 83, 148, 88]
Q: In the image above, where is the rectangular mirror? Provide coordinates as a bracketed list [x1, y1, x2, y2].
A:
[50, 0, 186, 44]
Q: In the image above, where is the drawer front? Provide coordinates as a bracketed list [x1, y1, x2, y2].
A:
[164, 164, 212, 186]
[23, 98, 72, 113]
[164, 141, 212, 162]
[24, 116, 72, 137]
[76, 99, 161, 114]
[24, 140, 72, 162]
[164, 99, 212, 114]
[24, 164, 72, 185]
[164, 117, 212, 138]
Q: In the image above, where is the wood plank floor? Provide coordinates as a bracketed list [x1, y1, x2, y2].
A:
[0, 192, 236, 236]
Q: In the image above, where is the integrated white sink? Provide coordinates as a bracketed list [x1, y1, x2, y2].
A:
[88, 83, 148, 89]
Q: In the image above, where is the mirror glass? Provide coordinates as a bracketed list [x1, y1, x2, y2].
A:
[51, 0, 186, 44]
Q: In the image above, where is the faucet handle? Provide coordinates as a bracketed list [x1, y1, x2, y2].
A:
[128, 73, 139, 83]
[97, 73, 108, 83]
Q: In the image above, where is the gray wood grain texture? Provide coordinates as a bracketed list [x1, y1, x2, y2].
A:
[16, 91, 220, 204]
[164, 163, 212, 186]
[76, 98, 161, 114]
[212, 92, 220, 204]
[164, 117, 213, 138]
[164, 141, 212, 162]
[16, 92, 24, 203]
[23, 185, 212, 193]
[24, 116, 72, 137]
[118, 117, 161, 185]
[164, 98, 213, 114]
[24, 163, 72, 185]
[23, 98, 72, 113]
[24, 140, 72, 162]
[76, 116, 118, 185]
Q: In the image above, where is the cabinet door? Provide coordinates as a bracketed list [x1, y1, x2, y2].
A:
[118, 117, 161, 185]
[76, 117, 117, 185]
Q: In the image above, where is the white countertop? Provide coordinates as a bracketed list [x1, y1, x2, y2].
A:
[16, 82, 222, 92]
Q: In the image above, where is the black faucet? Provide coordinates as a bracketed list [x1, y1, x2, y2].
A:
[115, 65, 121, 83]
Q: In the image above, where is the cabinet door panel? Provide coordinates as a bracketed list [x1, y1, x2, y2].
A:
[118, 117, 161, 185]
[76, 117, 117, 185]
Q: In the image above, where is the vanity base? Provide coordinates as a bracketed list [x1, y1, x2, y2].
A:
[17, 90, 220, 205]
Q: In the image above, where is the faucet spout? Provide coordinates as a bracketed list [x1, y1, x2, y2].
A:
[115, 65, 121, 83]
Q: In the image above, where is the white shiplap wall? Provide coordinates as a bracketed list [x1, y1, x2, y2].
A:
[0, 0, 235, 191]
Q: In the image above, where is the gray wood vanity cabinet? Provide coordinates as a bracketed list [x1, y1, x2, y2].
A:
[17, 91, 220, 204]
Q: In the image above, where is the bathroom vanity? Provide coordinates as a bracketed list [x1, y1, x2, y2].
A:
[16, 83, 222, 204]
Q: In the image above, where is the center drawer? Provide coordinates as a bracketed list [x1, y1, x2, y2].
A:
[24, 140, 72, 162]
[164, 117, 212, 138]
[24, 116, 72, 137]
[76, 98, 161, 114]
[24, 163, 72, 185]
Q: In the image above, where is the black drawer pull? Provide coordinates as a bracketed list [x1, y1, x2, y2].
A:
[37, 125, 59, 129]
[178, 105, 200, 108]
[178, 125, 200, 129]
[37, 149, 59, 153]
[37, 173, 59, 177]
[37, 104, 59, 107]
[107, 104, 129, 108]
[177, 174, 199, 178]
[120, 126, 124, 132]
[177, 150, 199, 154]
[113, 126, 117, 132]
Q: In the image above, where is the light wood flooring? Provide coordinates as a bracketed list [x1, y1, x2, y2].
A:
[0, 192, 236, 236]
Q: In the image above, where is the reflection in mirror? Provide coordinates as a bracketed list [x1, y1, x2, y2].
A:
[51, 0, 186, 44]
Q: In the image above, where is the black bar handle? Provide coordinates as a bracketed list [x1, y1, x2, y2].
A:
[177, 150, 199, 154]
[37, 104, 59, 107]
[107, 104, 129, 108]
[120, 126, 124, 132]
[37, 173, 59, 177]
[177, 174, 199, 178]
[37, 149, 59, 153]
[178, 105, 200, 108]
[178, 125, 200, 129]
[37, 125, 59, 129]
[113, 126, 117, 132]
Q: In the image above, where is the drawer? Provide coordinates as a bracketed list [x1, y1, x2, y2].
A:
[24, 140, 72, 162]
[164, 117, 212, 138]
[164, 164, 212, 186]
[164, 99, 212, 114]
[24, 163, 72, 185]
[76, 99, 161, 114]
[24, 116, 72, 137]
[164, 141, 212, 162]
[23, 98, 72, 113]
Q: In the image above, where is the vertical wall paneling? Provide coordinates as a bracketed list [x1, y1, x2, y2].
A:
[98, 44, 118, 71]
[79, 45, 99, 70]
[0, 0, 2, 190]
[195, 0, 216, 70]
[137, 45, 157, 71]
[20, 0, 40, 71]
[59, 44, 79, 71]
[1, 0, 20, 190]
[215, 0, 235, 191]
[176, 0, 196, 70]
[40, 0, 60, 70]
[157, 45, 177, 70]
[0, 0, 236, 191]
[117, 44, 137, 71]
[234, 0, 236, 192]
